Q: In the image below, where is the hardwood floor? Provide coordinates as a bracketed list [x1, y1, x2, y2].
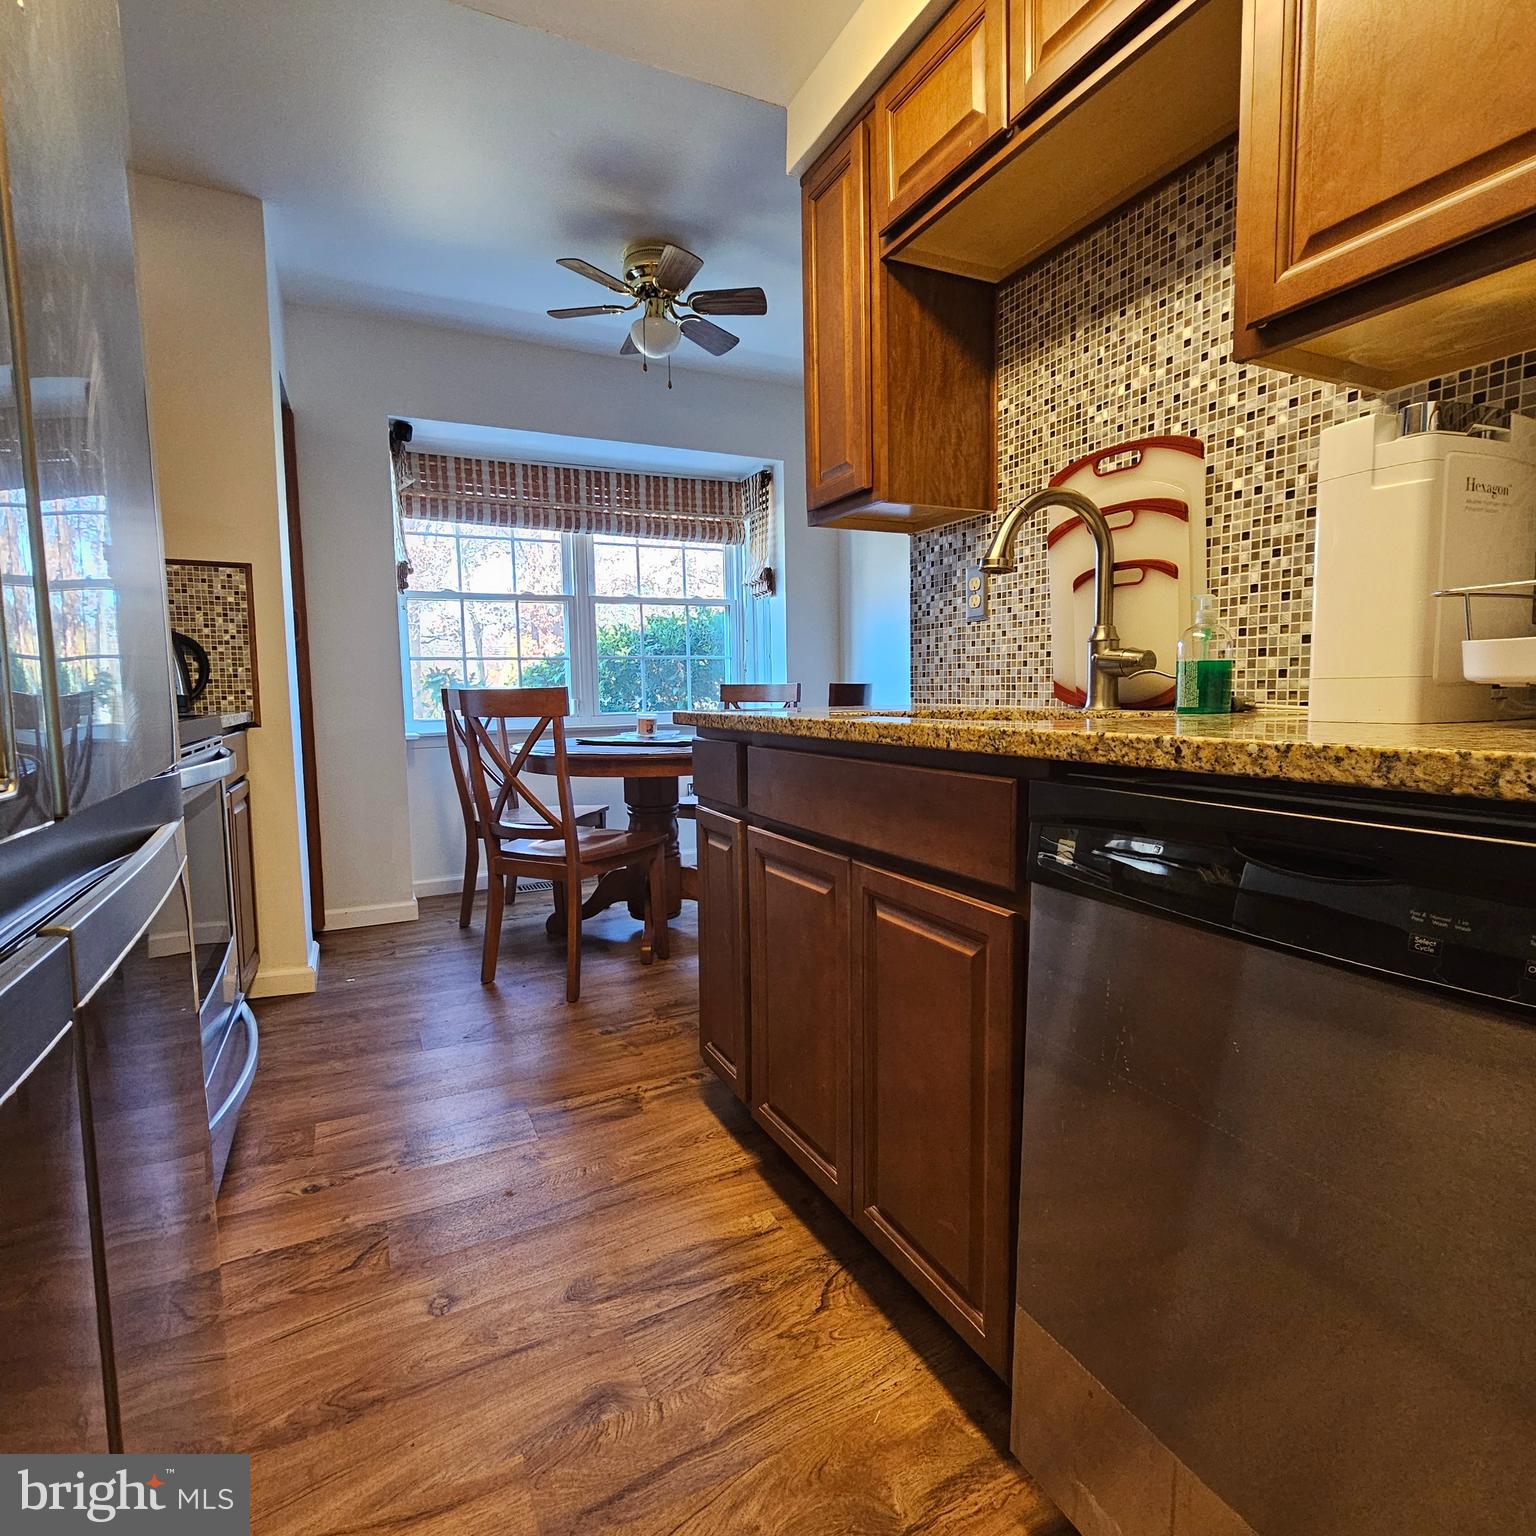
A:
[220, 894, 1070, 1535]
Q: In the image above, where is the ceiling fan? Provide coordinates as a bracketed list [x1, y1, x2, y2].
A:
[546, 240, 768, 369]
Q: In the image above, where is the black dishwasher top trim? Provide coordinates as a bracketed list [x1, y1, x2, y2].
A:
[1029, 779, 1536, 1015]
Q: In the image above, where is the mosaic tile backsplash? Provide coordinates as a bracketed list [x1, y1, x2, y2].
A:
[910, 142, 1536, 708]
[165, 559, 258, 718]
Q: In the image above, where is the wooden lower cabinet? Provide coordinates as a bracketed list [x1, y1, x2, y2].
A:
[697, 809, 749, 1100]
[746, 827, 854, 1213]
[850, 864, 1020, 1374]
[227, 777, 259, 994]
[711, 815, 1023, 1375]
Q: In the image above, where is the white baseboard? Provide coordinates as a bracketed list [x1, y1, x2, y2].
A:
[322, 898, 420, 931]
[249, 938, 321, 999]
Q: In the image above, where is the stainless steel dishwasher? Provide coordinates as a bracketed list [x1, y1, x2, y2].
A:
[1014, 778, 1536, 1536]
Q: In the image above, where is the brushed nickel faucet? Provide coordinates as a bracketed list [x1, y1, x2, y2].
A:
[980, 487, 1156, 711]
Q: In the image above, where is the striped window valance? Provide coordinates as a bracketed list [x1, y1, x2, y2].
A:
[400, 452, 751, 546]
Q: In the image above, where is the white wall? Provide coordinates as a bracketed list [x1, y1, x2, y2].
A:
[840, 530, 912, 709]
[132, 175, 318, 996]
[280, 303, 840, 924]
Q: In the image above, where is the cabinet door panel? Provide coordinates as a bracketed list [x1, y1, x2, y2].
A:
[1239, 0, 1536, 326]
[851, 863, 1019, 1373]
[697, 808, 749, 1100]
[1009, 0, 1155, 119]
[802, 120, 874, 511]
[747, 828, 853, 1211]
[228, 780, 259, 993]
[874, 0, 1006, 231]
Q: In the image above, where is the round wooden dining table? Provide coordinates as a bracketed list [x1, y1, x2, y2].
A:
[524, 735, 695, 933]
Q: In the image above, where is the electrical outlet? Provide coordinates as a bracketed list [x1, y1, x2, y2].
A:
[963, 564, 987, 622]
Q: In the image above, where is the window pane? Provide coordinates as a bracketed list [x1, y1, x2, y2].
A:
[405, 598, 463, 657]
[409, 659, 464, 720]
[594, 601, 640, 658]
[648, 657, 687, 710]
[596, 658, 642, 714]
[518, 601, 567, 658]
[685, 547, 725, 598]
[520, 657, 569, 690]
[460, 535, 515, 594]
[640, 604, 686, 656]
[689, 658, 725, 709]
[462, 598, 518, 658]
[403, 530, 458, 591]
[476, 658, 519, 687]
[638, 543, 684, 598]
[594, 538, 638, 596]
[514, 535, 563, 595]
[688, 605, 727, 657]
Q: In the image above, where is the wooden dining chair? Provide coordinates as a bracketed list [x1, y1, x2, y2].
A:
[720, 682, 802, 710]
[443, 700, 607, 930]
[443, 687, 668, 996]
[827, 683, 871, 707]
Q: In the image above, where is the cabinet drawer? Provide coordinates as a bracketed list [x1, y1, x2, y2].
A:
[873, 0, 1007, 232]
[746, 746, 1018, 889]
[692, 736, 746, 808]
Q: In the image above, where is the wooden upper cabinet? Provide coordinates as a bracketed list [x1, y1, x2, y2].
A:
[1009, 0, 1157, 120]
[802, 119, 874, 512]
[747, 828, 854, 1213]
[696, 808, 749, 1101]
[873, 0, 1007, 233]
[1237, 0, 1536, 339]
[850, 864, 1020, 1375]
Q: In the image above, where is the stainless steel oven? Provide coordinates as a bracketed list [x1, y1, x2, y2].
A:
[177, 738, 258, 1189]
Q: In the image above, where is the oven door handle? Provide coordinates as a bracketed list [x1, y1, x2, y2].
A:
[208, 1001, 258, 1132]
[177, 746, 237, 789]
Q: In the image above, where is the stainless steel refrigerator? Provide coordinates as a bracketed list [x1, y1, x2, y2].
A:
[0, 0, 230, 1453]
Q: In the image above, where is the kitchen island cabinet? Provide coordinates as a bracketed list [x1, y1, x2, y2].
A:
[679, 706, 1536, 1381]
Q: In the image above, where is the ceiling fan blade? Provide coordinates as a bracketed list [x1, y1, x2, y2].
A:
[686, 286, 767, 317]
[654, 243, 704, 294]
[680, 315, 739, 356]
[619, 333, 639, 357]
[547, 304, 631, 319]
[556, 256, 631, 295]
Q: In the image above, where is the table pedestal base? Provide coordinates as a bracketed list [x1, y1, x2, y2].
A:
[545, 774, 683, 940]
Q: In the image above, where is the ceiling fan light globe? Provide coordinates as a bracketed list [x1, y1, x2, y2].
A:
[629, 313, 681, 359]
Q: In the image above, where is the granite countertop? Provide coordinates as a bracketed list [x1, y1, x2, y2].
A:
[673, 705, 1536, 803]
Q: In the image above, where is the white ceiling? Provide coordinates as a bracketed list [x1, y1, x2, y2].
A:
[445, 0, 865, 107]
[407, 420, 768, 477]
[118, 0, 834, 379]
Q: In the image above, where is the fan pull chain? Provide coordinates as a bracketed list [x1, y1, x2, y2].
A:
[667, 354, 673, 390]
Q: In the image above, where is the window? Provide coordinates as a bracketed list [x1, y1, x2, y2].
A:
[399, 518, 742, 730]
[1, 489, 121, 722]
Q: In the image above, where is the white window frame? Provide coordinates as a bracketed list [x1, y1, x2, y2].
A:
[399, 523, 750, 734]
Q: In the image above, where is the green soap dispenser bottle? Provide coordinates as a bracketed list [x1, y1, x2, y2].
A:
[1175, 593, 1235, 715]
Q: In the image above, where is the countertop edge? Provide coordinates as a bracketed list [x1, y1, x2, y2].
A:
[672, 711, 1536, 804]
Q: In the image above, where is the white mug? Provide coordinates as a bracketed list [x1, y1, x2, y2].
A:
[635, 714, 656, 737]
